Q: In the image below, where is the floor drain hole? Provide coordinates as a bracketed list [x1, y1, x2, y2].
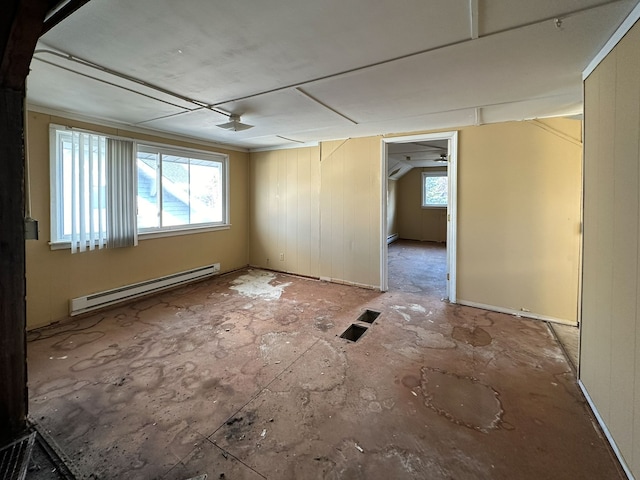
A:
[340, 324, 368, 342]
[357, 309, 380, 324]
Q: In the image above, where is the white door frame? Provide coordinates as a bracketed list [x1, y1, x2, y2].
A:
[381, 131, 458, 302]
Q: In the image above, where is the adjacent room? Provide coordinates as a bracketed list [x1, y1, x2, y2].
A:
[2, 1, 640, 479]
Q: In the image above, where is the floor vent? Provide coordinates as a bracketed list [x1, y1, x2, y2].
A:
[339, 310, 382, 342]
[356, 309, 381, 324]
[0, 432, 36, 480]
[70, 263, 220, 316]
[340, 324, 368, 342]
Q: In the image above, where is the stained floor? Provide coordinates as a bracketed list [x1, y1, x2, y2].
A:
[27, 240, 623, 479]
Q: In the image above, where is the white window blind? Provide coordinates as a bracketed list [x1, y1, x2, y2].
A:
[106, 138, 137, 248]
[51, 128, 137, 252]
[51, 125, 229, 249]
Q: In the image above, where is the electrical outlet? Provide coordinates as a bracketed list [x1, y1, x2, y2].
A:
[279, 253, 284, 261]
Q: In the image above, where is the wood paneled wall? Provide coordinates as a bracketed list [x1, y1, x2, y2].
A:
[456, 120, 582, 323]
[249, 138, 382, 288]
[249, 147, 320, 277]
[319, 137, 382, 287]
[581, 19, 640, 477]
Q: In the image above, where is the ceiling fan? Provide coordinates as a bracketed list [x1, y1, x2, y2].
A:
[216, 113, 254, 132]
[434, 153, 448, 162]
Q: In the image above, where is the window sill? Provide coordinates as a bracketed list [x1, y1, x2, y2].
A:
[48, 224, 231, 250]
[421, 205, 448, 209]
[139, 224, 231, 240]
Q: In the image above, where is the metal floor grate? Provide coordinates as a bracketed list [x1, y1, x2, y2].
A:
[0, 432, 36, 480]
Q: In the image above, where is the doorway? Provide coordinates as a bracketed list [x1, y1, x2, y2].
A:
[381, 131, 458, 301]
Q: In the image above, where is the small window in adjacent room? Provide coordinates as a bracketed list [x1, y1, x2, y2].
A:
[136, 145, 228, 233]
[422, 170, 448, 208]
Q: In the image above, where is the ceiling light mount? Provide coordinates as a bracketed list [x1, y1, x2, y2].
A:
[216, 113, 254, 132]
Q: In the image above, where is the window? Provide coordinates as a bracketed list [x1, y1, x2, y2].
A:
[137, 145, 227, 232]
[50, 128, 110, 251]
[422, 170, 448, 207]
[50, 125, 229, 250]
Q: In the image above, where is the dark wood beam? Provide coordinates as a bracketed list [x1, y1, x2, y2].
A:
[42, 0, 91, 35]
[0, 0, 52, 90]
[0, 0, 88, 445]
[0, 87, 28, 446]
[0, 0, 49, 446]
[0, 0, 40, 446]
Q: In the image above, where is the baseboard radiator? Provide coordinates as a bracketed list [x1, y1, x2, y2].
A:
[70, 263, 220, 316]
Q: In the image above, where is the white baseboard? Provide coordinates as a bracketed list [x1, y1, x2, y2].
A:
[456, 299, 577, 326]
[578, 380, 634, 479]
[320, 276, 377, 290]
[387, 233, 399, 244]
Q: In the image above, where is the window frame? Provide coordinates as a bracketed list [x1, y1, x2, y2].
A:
[49, 125, 231, 249]
[421, 170, 448, 209]
[49, 125, 114, 246]
[136, 142, 230, 237]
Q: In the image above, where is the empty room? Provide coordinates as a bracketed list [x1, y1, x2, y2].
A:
[2, 1, 640, 479]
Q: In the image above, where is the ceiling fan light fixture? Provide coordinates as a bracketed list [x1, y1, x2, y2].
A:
[216, 114, 254, 132]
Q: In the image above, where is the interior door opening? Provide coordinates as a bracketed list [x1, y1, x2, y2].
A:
[381, 132, 458, 302]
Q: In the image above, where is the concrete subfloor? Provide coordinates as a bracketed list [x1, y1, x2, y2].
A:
[27, 240, 624, 479]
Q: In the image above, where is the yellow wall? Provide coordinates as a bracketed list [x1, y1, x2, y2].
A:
[249, 138, 382, 288]
[397, 167, 447, 243]
[320, 137, 382, 287]
[25, 111, 249, 329]
[29, 111, 581, 330]
[456, 120, 582, 323]
[248, 122, 581, 322]
[387, 179, 398, 238]
[249, 147, 320, 277]
[581, 19, 640, 477]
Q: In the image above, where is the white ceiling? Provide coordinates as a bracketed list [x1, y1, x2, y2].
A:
[27, 0, 638, 150]
[388, 141, 448, 180]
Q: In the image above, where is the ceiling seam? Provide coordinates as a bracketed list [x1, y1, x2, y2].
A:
[33, 0, 622, 116]
[276, 135, 305, 144]
[133, 108, 205, 126]
[31, 55, 193, 112]
[206, 0, 626, 107]
[26, 103, 250, 152]
[32, 47, 232, 117]
[295, 87, 359, 125]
